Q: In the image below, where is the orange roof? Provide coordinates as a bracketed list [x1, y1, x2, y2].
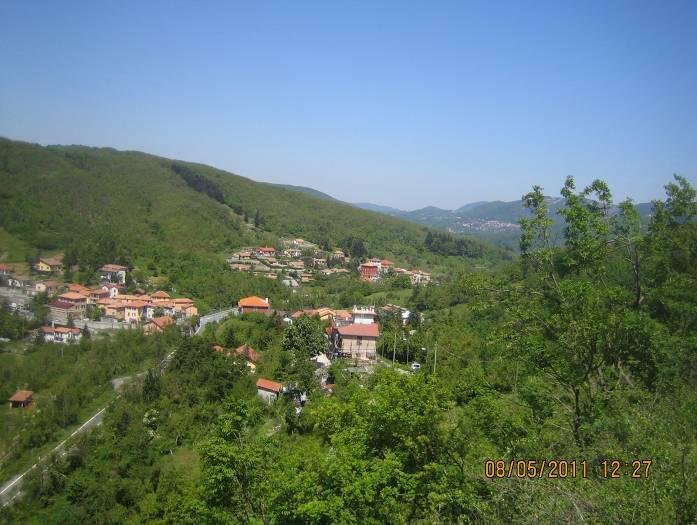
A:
[238, 296, 270, 308]
[42, 326, 81, 334]
[151, 290, 170, 299]
[213, 344, 224, 353]
[9, 390, 33, 402]
[67, 284, 90, 294]
[100, 264, 127, 272]
[173, 298, 193, 304]
[381, 259, 394, 266]
[151, 316, 174, 329]
[337, 323, 380, 338]
[256, 378, 282, 393]
[125, 300, 148, 308]
[59, 292, 88, 300]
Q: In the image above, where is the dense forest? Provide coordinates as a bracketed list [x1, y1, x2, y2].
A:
[1, 174, 695, 523]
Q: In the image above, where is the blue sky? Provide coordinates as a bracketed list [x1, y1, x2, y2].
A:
[1, 1, 696, 209]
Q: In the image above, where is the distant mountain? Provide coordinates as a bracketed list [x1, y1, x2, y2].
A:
[270, 184, 339, 202]
[353, 197, 652, 250]
[353, 202, 405, 215]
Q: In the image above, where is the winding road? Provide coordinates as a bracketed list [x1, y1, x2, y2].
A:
[0, 348, 178, 507]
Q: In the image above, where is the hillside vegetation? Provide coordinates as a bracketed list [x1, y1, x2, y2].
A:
[0, 138, 509, 309]
[2, 174, 696, 524]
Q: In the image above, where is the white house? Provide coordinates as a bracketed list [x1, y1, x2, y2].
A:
[352, 305, 377, 325]
[256, 378, 282, 403]
[100, 264, 127, 285]
[41, 326, 82, 344]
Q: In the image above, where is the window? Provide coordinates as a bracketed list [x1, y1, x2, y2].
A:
[357, 336, 362, 345]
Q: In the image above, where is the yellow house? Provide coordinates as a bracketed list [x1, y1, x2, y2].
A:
[35, 256, 64, 273]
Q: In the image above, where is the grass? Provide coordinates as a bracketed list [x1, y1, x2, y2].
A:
[0, 228, 31, 263]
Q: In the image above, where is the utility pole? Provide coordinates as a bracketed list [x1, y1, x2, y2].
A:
[392, 332, 397, 364]
[433, 343, 437, 375]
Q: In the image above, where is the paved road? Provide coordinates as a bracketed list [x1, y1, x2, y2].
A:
[194, 307, 238, 335]
[0, 348, 178, 507]
[0, 407, 107, 506]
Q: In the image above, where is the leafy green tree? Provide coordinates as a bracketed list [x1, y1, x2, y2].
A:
[142, 368, 161, 402]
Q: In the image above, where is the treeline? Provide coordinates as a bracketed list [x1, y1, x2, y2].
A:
[171, 163, 225, 204]
[425, 230, 490, 258]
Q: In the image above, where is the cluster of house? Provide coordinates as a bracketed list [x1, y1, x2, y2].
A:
[358, 258, 431, 285]
[247, 304, 385, 404]
[227, 240, 351, 287]
[5, 262, 201, 326]
[1, 260, 128, 291]
[50, 284, 197, 325]
[234, 295, 413, 365]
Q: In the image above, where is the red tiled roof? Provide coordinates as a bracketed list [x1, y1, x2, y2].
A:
[100, 264, 127, 272]
[213, 344, 224, 353]
[60, 292, 87, 300]
[42, 326, 81, 335]
[125, 300, 147, 308]
[173, 298, 193, 304]
[151, 316, 174, 329]
[151, 290, 170, 299]
[337, 323, 380, 338]
[67, 283, 90, 293]
[238, 296, 270, 308]
[9, 390, 33, 402]
[258, 246, 276, 252]
[256, 378, 282, 393]
[51, 300, 76, 309]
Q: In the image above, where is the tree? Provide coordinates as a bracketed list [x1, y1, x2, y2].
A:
[282, 316, 326, 391]
[142, 368, 161, 402]
[281, 316, 326, 357]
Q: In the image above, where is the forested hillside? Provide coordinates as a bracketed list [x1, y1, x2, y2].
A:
[0, 137, 508, 309]
[2, 174, 696, 524]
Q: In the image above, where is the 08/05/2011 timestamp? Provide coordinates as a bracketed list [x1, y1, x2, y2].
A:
[484, 459, 653, 480]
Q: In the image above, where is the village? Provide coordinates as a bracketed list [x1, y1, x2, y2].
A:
[1, 240, 430, 409]
[0, 258, 199, 343]
[1, 243, 426, 412]
[227, 237, 431, 287]
[223, 297, 413, 404]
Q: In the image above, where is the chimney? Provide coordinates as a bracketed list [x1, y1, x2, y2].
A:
[265, 297, 269, 304]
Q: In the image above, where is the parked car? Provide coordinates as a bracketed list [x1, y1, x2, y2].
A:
[411, 362, 421, 372]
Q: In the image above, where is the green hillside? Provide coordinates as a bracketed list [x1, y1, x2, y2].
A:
[0, 138, 508, 307]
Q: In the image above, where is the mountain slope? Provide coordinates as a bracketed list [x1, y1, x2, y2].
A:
[0, 138, 507, 269]
[269, 184, 339, 202]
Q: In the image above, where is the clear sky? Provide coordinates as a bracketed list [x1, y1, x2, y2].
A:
[1, 1, 696, 209]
